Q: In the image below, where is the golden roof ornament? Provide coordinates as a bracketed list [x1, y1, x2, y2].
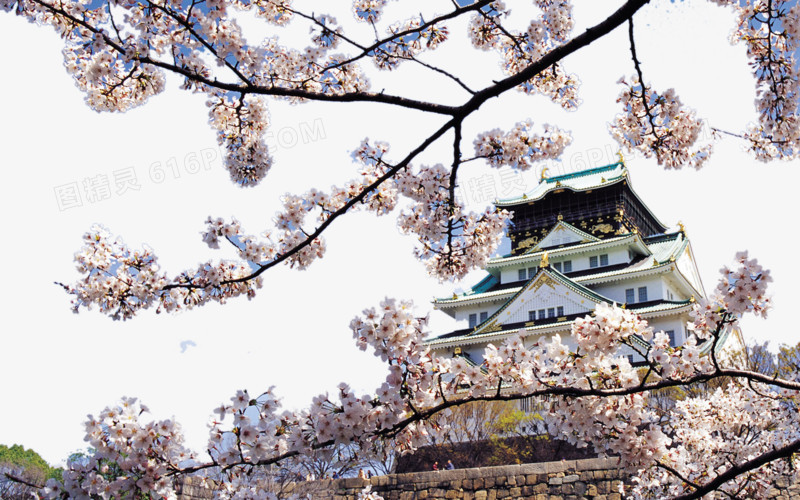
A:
[678, 221, 686, 233]
[617, 150, 626, 166]
[540, 167, 549, 181]
[540, 252, 550, 268]
[557, 214, 563, 221]
[452, 293, 458, 300]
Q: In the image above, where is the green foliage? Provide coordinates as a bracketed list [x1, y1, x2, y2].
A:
[0, 444, 62, 481]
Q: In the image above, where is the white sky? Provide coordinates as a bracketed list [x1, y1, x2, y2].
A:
[0, 0, 797, 466]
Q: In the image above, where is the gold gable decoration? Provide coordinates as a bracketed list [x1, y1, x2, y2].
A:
[483, 321, 502, 333]
[540, 252, 550, 268]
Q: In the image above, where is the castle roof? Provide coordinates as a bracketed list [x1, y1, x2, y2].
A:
[496, 162, 627, 207]
[434, 230, 697, 309]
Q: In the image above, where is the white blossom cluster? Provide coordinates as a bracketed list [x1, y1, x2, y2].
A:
[689, 250, 772, 338]
[395, 163, 510, 281]
[473, 119, 572, 170]
[632, 383, 798, 499]
[468, 0, 580, 108]
[43, 397, 195, 499]
[726, 0, 800, 160]
[208, 93, 273, 186]
[610, 77, 713, 169]
[372, 18, 449, 70]
[66, 225, 263, 319]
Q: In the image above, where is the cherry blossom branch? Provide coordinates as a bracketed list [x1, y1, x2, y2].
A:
[2, 472, 44, 490]
[627, 17, 663, 146]
[151, 366, 800, 481]
[394, 53, 476, 94]
[143, 0, 254, 86]
[163, 116, 457, 290]
[286, 0, 493, 76]
[25, 0, 461, 115]
[443, 120, 464, 268]
[671, 438, 800, 500]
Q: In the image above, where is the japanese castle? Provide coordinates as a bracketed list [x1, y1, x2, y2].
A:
[426, 161, 717, 365]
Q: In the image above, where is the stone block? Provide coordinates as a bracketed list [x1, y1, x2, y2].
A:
[563, 475, 579, 483]
[520, 463, 548, 475]
[342, 478, 367, 489]
[548, 477, 563, 486]
[474, 490, 488, 500]
[544, 461, 571, 474]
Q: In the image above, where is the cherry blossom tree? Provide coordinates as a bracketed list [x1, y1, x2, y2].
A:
[2, 0, 800, 498]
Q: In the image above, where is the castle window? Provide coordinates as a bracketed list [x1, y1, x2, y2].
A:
[528, 310, 536, 322]
[563, 260, 572, 272]
[468, 313, 477, 328]
[547, 308, 555, 318]
[553, 262, 562, 272]
[518, 269, 526, 281]
[589, 256, 598, 268]
[600, 254, 609, 266]
[557, 306, 564, 316]
[538, 309, 546, 320]
[666, 330, 676, 346]
[479, 311, 488, 323]
[625, 288, 635, 303]
[638, 286, 648, 302]
[528, 267, 536, 278]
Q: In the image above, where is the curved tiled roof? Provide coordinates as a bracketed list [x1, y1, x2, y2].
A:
[496, 163, 628, 207]
[435, 231, 687, 306]
[426, 300, 694, 348]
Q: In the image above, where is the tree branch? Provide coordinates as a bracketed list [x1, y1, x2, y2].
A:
[671, 437, 800, 500]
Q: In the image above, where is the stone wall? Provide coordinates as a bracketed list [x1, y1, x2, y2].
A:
[175, 458, 800, 499]
[294, 457, 625, 499]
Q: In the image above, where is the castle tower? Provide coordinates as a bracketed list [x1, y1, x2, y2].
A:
[426, 162, 716, 369]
